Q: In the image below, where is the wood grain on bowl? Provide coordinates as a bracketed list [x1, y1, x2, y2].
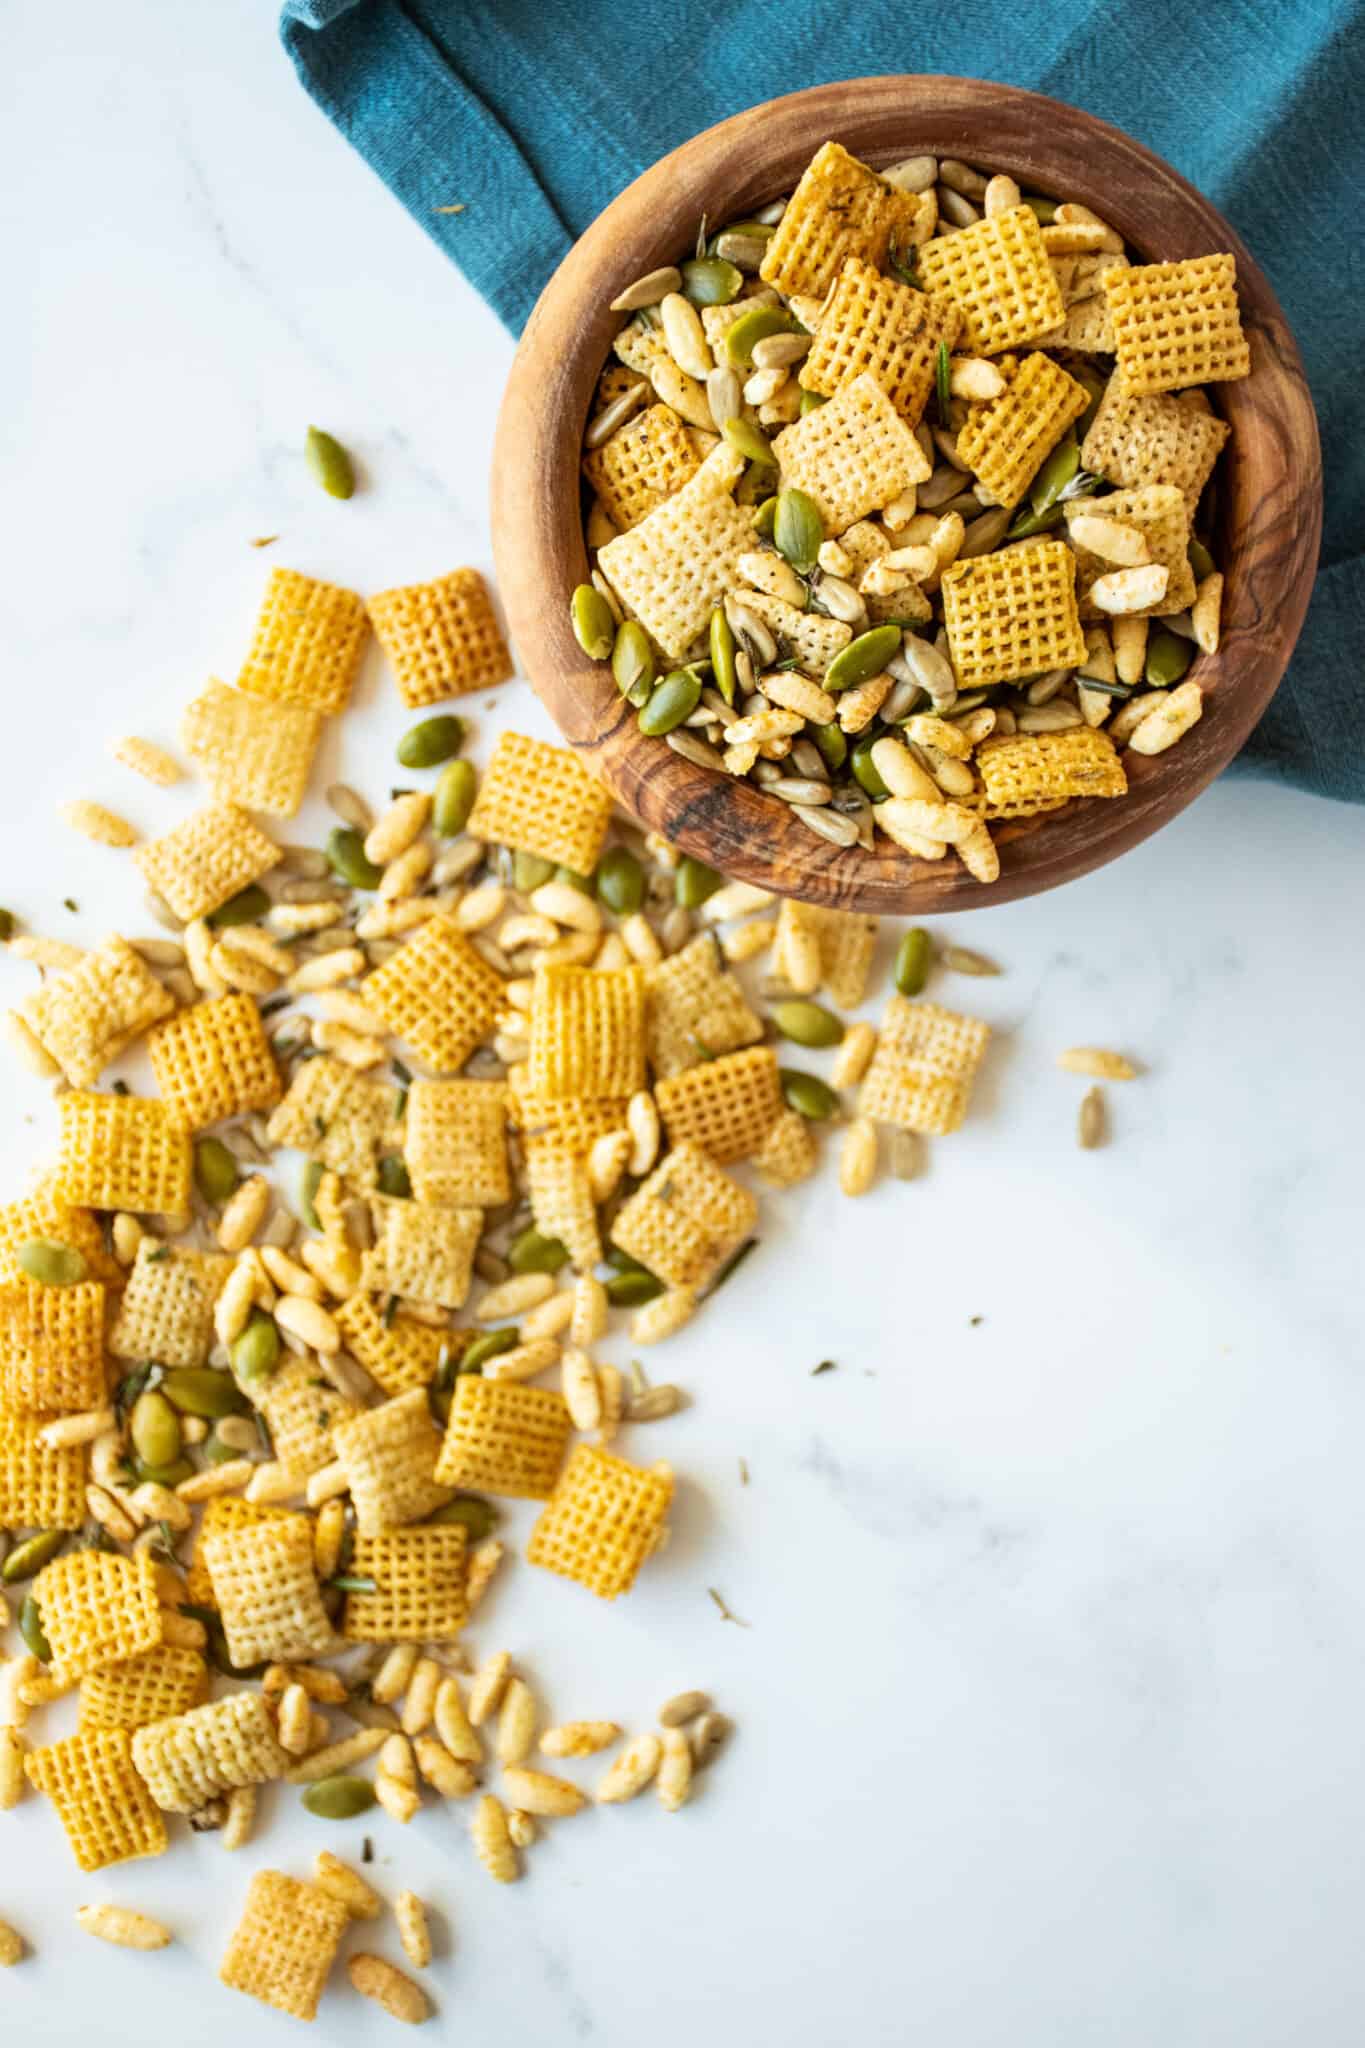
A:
[491, 76, 1321, 914]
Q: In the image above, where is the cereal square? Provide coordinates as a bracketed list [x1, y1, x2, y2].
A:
[1067, 482, 1198, 617]
[333, 1293, 452, 1400]
[134, 803, 282, 923]
[655, 1045, 783, 1164]
[184, 1496, 296, 1608]
[361, 914, 506, 1074]
[596, 444, 754, 662]
[25, 1728, 168, 1872]
[0, 1280, 107, 1414]
[916, 206, 1066, 355]
[859, 997, 991, 1137]
[802, 258, 963, 422]
[506, 1085, 630, 1157]
[341, 1524, 469, 1643]
[583, 402, 701, 529]
[760, 140, 928, 299]
[201, 1512, 339, 1668]
[405, 1078, 510, 1207]
[331, 1387, 451, 1536]
[34, 1549, 164, 1682]
[181, 679, 323, 818]
[955, 351, 1091, 508]
[973, 727, 1128, 807]
[776, 900, 879, 1009]
[0, 1412, 86, 1528]
[21, 934, 173, 1089]
[362, 1195, 481, 1310]
[257, 1353, 361, 1479]
[527, 1443, 674, 1600]
[772, 372, 931, 533]
[521, 1140, 602, 1271]
[147, 991, 282, 1128]
[1080, 376, 1229, 513]
[266, 1055, 402, 1191]
[131, 1692, 291, 1814]
[78, 1645, 209, 1733]
[1105, 253, 1250, 395]
[434, 1375, 573, 1499]
[940, 538, 1087, 690]
[527, 963, 647, 1101]
[610, 1141, 756, 1289]
[647, 931, 763, 1079]
[109, 1241, 231, 1369]
[238, 565, 369, 714]
[56, 1092, 193, 1216]
[0, 1174, 122, 1289]
[368, 567, 513, 706]
[465, 730, 615, 877]
[219, 1869, 349, 2022]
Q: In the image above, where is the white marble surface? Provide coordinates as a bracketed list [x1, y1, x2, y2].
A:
[4, 8, 1365, 2044]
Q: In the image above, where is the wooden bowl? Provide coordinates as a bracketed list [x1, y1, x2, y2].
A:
[491, 77, 1320, 914]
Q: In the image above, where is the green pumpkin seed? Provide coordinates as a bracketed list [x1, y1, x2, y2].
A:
[428, 1496, 500, 1540]
[1030, 435, 1080, 515]
[675, 856, 721, 910]
[722, 417, 775, 468]
[432, 758, 478, 837]
[507, 1227, 568, 1276]
[326, 826, 382, 890]
[851, 735, 891, 800]
[554, 865, 594, 895]
[376, 1154, 411, 1199]
[1007, 502, 1066, 540]
[207, 884, 272, 929]
[512, 851, 556, 892]
[461, 1326, 521, 1373]
[1, 1530, 66, 1584]
[161, 1367, 249, 1419]
[0, 908, 14, 943]
[597, 846, 645, 916]
[305, 426, 356, 499]
[1188, 535, 1216, 580]
[16, 1239, 87, 1288]
[825, 625, 902, 695]
[773, 488, 823, 575]
[299, 1160, 324, 1230]
[780, 1069, 839, 1121]
[132, 1455, 194, 1489]
[131, 1390, 183, 1472]
[302, 1775, 377, 1820]
[798, 390, 828, 415]
[231, 1310, 280, 1386]
[203, 1432, 246, 1465]
[638, 669, 702, 737]
[811, 722, 848, 773]
[724, 305, 799, 366]
[194, 1136, 239, 1207]
[705, 606, 737, 707]
[751, 495, 779, 537]
[20, 1594, 51, 1663]
[772, 1000, 844, 1048]
[1070, 365, 1107, 441]
[606, 1269, 665, 1308]
[397, 715, 466, 769]
[570, 582, 616, 661]
[893, 927, 933, 997]
[605, 1246, 651, 1274]
[611, 620, 656, 699]
[935, 340, 952, 425]
[1145, 630, 1194, 687]
[680, 257, 743, 306]
[1023, 195, 1058, 223]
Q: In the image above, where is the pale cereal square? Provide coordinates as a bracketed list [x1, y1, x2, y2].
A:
[109, 1240, 230, 1369]
[772, 372, 930, 533]
[362, 1195, 481, 1310]
[859, 997, 991, 1137]
[266, 1054, 402, 1191]
[596, 444, 753, 661]
[647, 931, 763, 1078]
[331, 1387, 451, 1535]
[21, 934, 173, 1089]
[1081, 378, 1229, 513]
[1106, 253, 1250, 395]
[181, 679, 323, 818]
[1067, 483, 1197, 617]
[134, 803, 281, 923]
[610, 1140, 756, 1288]
[405, 1077, 510, 1207]
[583, 402, 700, 529]
[219, 1869, 349, 2022]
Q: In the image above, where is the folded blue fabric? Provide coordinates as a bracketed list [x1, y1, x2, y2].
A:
[281, 0, 1364, 802]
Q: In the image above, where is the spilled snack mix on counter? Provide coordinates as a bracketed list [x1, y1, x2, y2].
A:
[573, 140, 1242, 880]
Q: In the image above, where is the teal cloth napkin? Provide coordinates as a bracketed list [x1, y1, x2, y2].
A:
[280, 0, 1364, 802]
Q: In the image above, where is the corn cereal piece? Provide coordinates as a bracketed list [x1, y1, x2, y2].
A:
[25, 1727, 168, 1872]
[258, 1353, 360, 1480]
[940, 537, 1086, 689]
[528, 1444, 674, 1601]
[521, 1141, 602, 1273]
[332, 1293, 451, 1400]
[34, 1550, 163, 1681]
[610, 1140, 756, 1288]
[0, 1175, 120, 1290]
[0, 1413, 86, 1529]
[527, 962, 646, 1101]
[55, 1091, 192, 1217]
[341, 1524, 469, 1643]
[181, 679, 323, 819]
[332, 1388, 451, 1536]
[266, 1055, 401, 1191]
[368, 567, 512, 707]
[465, 730, 615, 876]
[1080, 375, 1229, 514]
[859, 996, 990, 1137]
[434, 1375, 572, 1499]
[1067, 483, 1197, 618]
[405, 1077, 509, 1207]
[134, 803, 281, 924]
[654, 1045, 782, 1164]
[772, 372, 930, 533]
[362, 1195, 481, 1311]
[760, 140, 927, 299]
[219, 1868, 349, 2022]
[183, 1497, 293, 1605]
[917, 206, 1065, 355]
[238, 565, 370, 713]
[202, 1513, 339, 1668]
[147, 991, 282, 1129]
[508, 1085, 629, 1154]
[361, 914, 506, 1075]
[955, 352, 1090, 508]
[78, 1645, 208, 1732]
[131, 1692, 290, 1814]
[646, 931, 763, 1080]
[802, 257, 962, 422]
[978, 725, 1128, 805]
[596, 444, 754, 662]
[583, 402, 700, 529]
[1105, 252, 1249, 396]
[753, 1104, 820, 1187]
[21, 934, 173, 1089]
[732, 591, 853, 674]
[0, 1280, 107, 1414]
[109, 1241, 230, 1369]
[776, 900, 878, 1009]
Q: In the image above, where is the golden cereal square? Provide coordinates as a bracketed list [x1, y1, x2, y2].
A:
[185, 1496, 295, 1607]
[0, 1412, 86, 1529]
[1105, 253, 1250, 395]
[612, 318, 675, 379]
[596, 444, 754, 662]
[361, 914, 506, 1075]
[147, 991, 282, 1129]
[434, 1375, 572, 1499]
[181, 679, 323, 819]
[266, 1055, 402, 1191]
[522, 1139, 602, 1272]
[772, 371, 931, 533]
[25, 1728, 169, 1873]
[1066, 482, 1198, 617]
[258, 1353, 361, 1479]
[220, 1869, 349, 2023]
[21, 934, 173, 1089]
[647, 931, 764, 1079]
[131, 1692, 291, 1814]
[109, 1241, 231, 1370]
[238, 565, 369, 714]
[405, 1078, 510, 1206]
[35, 1549, 163, 1682]
[134, 803, 282, 924]
[859, 997, 991, 1137]
[0, 1175, 122, 1289]
[753, 1104, 820, 1188]
[507, 1085, 630, 1157]
[56, 1092, 192, 1217]
[974, 727, 1128, 806]
[777, 900, 879, 1010]
[724, 589, 853, 673]
[940, 538, 1086, 690]
[368, 567, 513, 707]
[916, 206, 1066, 355]
[0, 1280, 107, 1414]
[465, 730, 615, 877]
[79, 1645, 209, 1733]
[527, 1444, 674, 1601]
[655, 1045, 783, 1164]
[955, 352, 1091, 508]
[583, 402, 701, 529]
[527, 963, 647, 1101]
[610, 1140, 756, 1289]
[341, 1524, 469, 1643]
[802, 258, 963, 422]
[759, 140, 925, 299]
[1081, 376, 1229, 512]
[201, 1512, 339, 1668]
[333, 1292, 451, 1400]
[362, 1195, 481, 1310]
[331, 1387, 451, 1536]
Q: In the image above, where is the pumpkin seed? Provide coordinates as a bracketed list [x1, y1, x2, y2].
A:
[327, 826, 383, 890]
[722, 417, 775, 468]
[161, 1367, 249, 1419]
[611, 620, 655, 700]
[194, 1137, 239, 1207]
[302, 1775, 378, 1820]
[811, 722, 848, 773]
[597, 846, 645, 916]
[606, 1269, 665, 1308]
[397, 715, 465, 769]
[1030, 435, 1080, 515]
[666, 730, 726, 772]
[1, 1530, 66, 1583]
[1007, 502, 1066, 540]
[942, 945, 1000, 977]
[1072, 364, 1107, 440]
[1145, 629, 1194, 687]
[20, 1594, 51, 1663]
[894, 927, 933, 996]
[571, 582, 615, 661]
[705, 606, 737, 708]
[1188, 535, 1216, 580]
[507, 1227, 568, 1276]
[675, 856, 721, 910]
[16, 1239, 87, 1287]
[609, 267, 681, 313]
[851, 735, 891, 800]
[461, 1326, 520, 1373]
[681, 256, 743, 305]
[1078, 1087, 1106, 1149]
[773, 1000, 844, 1048]
[825, 625, 902, 695]
[207, 884, 272, 929]
[376, 1155, 411, 1199]
[428, 1496, 500, 1540]
[130, 1389, 183, 1471]
[299, 1160, 324, 1230]
[773, 488, 823, 575]
[725, 305, 795, 366]
[433, 759, 477, 837]
[231, 1310, 280, 1385]
[508, 850, 554, 894]
[305, 426, 355, 499]
[638, 669, 703, 737]
[780, 1069, 839, 1120]
[798, 390, 828, 415]
[792, 804, 857, 847]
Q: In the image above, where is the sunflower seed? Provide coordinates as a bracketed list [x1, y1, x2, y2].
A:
[129, 937, 186, 969]
[919, 464, 972, 510]
[790, 739, 829, 781]
[278, 878, 349, 905]
[889, 1129, 925, 1180]
[938, 158, 988, 198]
[161, 968, 198, 1006]
[751, 332, 811, 370]
[705, 365, 743, 432]
[585, 380, 651, 449]
[143, 890, 184, 933]
[792, 804, 857, 847]
[277, 845, 332, 879]
[813, 574, 865, 626]
[898, 635, 957, 711]
[883, 153, 938, 192]
[1017, 702, 1083, 733]
[941, 946, 1000, 977]
[751, 198, 788, 225]
[326, 784, 373, 832]
[880, 675, 924, 723]
[609, 266, 682, 313]
[432, 838, 486, 888]
[665, 730, 726, 772]
[723, 596, 777, 666]
[752, 759, 783, 786]
[659, 905, 693, 952]
[1078, 1087, 1107, 1149]
[959, 508, 1012, 558]
[768, 777, 830, 806]
[1025, 669, 1074, 705]
[714, 231, 768, 271]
